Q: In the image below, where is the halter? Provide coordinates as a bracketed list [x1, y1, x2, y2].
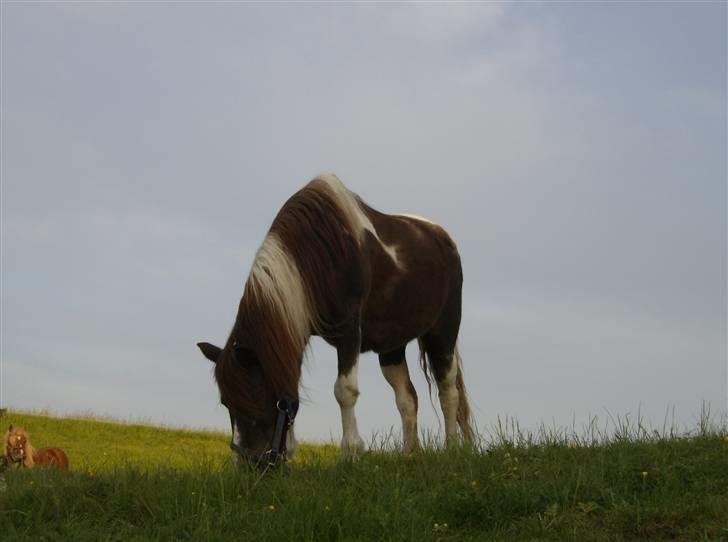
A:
[229, 396, 299, 469]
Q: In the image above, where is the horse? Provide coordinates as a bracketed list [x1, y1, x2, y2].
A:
[4, 425, 69, 470]
[197, 173, 473, 465]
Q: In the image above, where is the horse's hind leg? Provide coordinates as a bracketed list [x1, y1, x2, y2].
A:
[419, 275, 473, 445]
[422, 340, 460, 446]
[420, 295, 470, 446]
[379, 347, 419, 452]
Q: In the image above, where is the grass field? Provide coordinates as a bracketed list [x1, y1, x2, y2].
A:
[1, 409, 727, 541]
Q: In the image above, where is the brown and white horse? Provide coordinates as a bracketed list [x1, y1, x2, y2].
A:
[197, 173, 473, 464]
[4, 425, 69, 470]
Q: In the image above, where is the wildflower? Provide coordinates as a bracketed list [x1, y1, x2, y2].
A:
[87, 468, 94, 478]
[641, 471, 648, 478]
[324, 505, 330, 511]
[29, 481, 34, 485]
[724, 435, 728, 443]
[433, 522, 449, 532]
[266, 504, 275, 512]
[191, 492, 196, 495]
[470, 480, 478, 488]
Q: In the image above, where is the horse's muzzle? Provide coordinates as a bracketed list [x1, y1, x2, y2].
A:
[230, 443, 286, 470]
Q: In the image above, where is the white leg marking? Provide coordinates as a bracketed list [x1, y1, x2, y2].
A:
[437, 356, 460, 445]
[380, 362, 419, 452]
[334, 359, 365, 457]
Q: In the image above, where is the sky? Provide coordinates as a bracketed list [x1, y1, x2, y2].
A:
[2, 2, 726, 444]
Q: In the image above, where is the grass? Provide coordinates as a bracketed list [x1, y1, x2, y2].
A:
[1, 409, 727, 541]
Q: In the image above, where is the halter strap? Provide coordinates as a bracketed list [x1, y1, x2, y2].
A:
[230, 395, 299, 468]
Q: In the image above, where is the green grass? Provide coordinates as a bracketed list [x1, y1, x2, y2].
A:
[1, 409, 727, 541]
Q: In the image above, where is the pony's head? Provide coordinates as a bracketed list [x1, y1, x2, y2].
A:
[197, 340, 298, 467]
[4, 425, 34, 467]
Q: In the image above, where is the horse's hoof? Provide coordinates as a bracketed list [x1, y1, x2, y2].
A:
[341, 437, 366, 460]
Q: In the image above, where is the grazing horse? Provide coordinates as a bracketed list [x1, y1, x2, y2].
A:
[4, 425, 69, 470]
[198, 173, 473, 464]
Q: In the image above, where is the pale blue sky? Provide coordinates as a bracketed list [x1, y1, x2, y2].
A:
[2, 2, 725, 442]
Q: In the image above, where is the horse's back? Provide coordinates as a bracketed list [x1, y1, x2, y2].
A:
[34, 447, 69, 470]
[359, 208, 462, 353]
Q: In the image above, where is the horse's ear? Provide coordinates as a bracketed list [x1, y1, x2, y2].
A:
[197, 342, 223, 363]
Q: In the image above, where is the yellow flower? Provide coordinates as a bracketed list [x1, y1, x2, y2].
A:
[470, 480, 478, 488]
[723, 435, 728, 443]
[266, 505, 275, 512]
[641, 471, 648, 478]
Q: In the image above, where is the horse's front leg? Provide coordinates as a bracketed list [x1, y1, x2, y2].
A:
[334, 327, 365, 458]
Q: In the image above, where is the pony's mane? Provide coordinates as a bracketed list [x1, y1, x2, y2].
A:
[4, 425, 35, 467]
[215, 173, 369, 417]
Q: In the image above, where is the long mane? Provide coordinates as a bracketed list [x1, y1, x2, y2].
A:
[5, 426, 35, 467]
[215, 173, 369, 417]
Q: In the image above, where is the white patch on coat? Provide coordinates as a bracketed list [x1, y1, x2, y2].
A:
[286, 424, 298, 461]
[313, 172, 400, 265]
[231, 420, 244, 465]
[249, 233, 314, 347]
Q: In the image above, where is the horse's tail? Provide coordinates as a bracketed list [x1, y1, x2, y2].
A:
[453, 346, 475, 442]
[417, 341, 475, 443]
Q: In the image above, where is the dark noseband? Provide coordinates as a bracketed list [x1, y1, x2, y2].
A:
[230, 396, 299, 469]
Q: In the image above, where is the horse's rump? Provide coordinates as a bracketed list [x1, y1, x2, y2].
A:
[33, 447, 69, 470]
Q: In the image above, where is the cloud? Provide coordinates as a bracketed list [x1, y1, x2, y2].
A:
[383, 2, 505, 42]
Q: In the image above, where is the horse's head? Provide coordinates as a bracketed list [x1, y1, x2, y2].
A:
[197, 341, 297, 468]
[4, 425, 30, 466]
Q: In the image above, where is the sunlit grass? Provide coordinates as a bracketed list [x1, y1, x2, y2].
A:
[1, 408, 727, 541]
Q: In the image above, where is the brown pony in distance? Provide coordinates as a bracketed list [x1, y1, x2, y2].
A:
[4, 425, 69, 470]
[198, 173, 473, 463]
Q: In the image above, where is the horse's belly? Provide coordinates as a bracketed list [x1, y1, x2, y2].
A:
[360, 288, 444, 354]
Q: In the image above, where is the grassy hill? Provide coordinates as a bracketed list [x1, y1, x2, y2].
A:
[1, 409, 726, 541]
